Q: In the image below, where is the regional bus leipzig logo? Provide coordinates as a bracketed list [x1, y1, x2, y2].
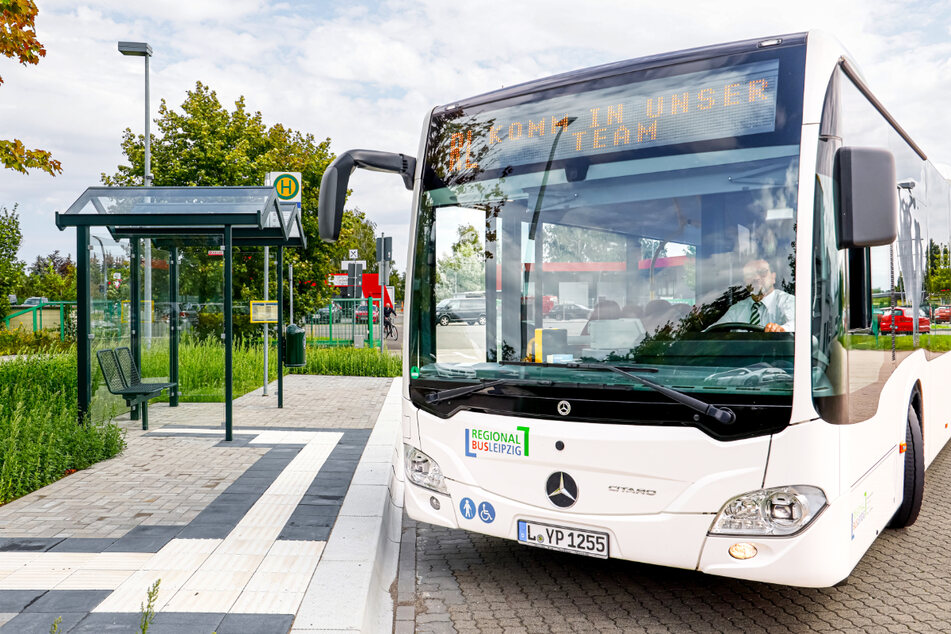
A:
[464, 426, 530, 458]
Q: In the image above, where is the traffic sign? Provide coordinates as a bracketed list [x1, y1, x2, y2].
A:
[376, 236, 392, 261]
[267, 172, 302, 203]
[349, 249, 359, 259]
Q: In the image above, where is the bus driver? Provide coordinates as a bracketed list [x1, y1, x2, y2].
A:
[715, 258, 795, 332]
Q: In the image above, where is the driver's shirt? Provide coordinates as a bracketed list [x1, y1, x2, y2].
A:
[716, 290, 795, 331]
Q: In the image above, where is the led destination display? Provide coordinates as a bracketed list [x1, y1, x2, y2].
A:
[437, 59, 780, 176]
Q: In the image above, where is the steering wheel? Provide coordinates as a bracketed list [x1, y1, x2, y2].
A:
[703, 322, 765, 333]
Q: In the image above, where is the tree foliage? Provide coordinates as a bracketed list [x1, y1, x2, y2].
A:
[928, 239, 951, 302]
[0, 205, 24, 319]
[543, 224, 625, 263]
[101, 81, 378, 328]
[436, 224, 485, 301]
[15, 250, 76, 301]
[0, 0, 60, 175]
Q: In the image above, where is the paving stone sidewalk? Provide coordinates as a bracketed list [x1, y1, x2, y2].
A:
[0, 374, 393, 633]
[396, 434, 951, 633]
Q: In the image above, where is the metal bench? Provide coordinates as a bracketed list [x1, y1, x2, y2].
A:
[96, 348, 175, 430]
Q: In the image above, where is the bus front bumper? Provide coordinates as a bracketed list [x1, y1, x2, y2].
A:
[405, 478, 853, 587]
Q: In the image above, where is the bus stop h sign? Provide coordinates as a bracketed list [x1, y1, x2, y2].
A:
[267, 172, 302, 204]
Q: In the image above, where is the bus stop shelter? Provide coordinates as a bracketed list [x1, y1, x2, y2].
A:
[55, 186, 306, 440]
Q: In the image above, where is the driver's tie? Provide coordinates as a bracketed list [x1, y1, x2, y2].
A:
[750, 301, 763, 326]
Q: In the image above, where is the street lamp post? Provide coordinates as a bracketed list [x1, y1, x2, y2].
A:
[118, 41, 152, 183]
[119, 41, 153, 347]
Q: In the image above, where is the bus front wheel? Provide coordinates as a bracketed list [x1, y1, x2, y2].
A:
[888, 404, 924, 529]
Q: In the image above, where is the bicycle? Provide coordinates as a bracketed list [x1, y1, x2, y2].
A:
[384, 319, 398, 340]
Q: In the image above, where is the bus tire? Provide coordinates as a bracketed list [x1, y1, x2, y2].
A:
[888, 404, 924, 529]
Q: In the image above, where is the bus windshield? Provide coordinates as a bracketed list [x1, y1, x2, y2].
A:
[409, 45, 806, 417]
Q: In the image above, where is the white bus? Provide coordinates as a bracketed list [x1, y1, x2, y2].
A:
[318, 32, 951, 587]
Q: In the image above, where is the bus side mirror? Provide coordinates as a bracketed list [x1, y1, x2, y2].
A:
[317, 149, 416, 242]
[835, 147, 898, 249]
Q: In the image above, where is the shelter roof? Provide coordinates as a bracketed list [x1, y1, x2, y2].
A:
[55, 186, 305, 247]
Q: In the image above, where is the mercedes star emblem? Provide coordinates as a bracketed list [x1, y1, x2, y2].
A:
[557, 400, 571, 416]
[546, 471, 578, 508]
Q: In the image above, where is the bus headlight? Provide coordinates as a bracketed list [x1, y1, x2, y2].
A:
[709, 485, 826, 536]
[404, 445, 448, 494]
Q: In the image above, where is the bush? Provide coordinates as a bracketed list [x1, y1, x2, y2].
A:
[194, 312, 224, 343]
[193, 311, 259, 343]
[291, 346, 401, 377]
[0, 328, 73, 355]
[0, 355, 125, 504]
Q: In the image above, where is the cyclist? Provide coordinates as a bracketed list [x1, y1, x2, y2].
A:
[383, 303, 397, 337]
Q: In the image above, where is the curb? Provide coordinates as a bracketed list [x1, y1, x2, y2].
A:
[292, 379, 404, 633]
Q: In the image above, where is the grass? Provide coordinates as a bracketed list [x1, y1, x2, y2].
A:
[291, 346, 401, 377]
[0, 337, 396, 506]
[138, 339, 280, 403]
[847, 333, 951, 351]
[135, 340, 399, 403]
[0, 355, 125, 504]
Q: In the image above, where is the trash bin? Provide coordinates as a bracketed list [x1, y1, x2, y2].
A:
[285, 324, 306, 367]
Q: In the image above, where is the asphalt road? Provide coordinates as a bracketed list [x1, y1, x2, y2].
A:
[397, 436, 951, 633]
[385, 313, 403, 354]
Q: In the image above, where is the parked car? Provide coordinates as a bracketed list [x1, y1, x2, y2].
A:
[436, 297, 486, 326]
[315, 304, 343, 323]
[22, 296, 49, 306]
[935, 306, 951, 323]
[354, 303, 380, 323]
[705, 366, 793, 387]
[878, 307, 930, 333]
[548, 302, 591, 320]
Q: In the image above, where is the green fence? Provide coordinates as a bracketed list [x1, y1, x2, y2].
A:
[305, 297, 383, 351]
[3, 302, 77, 340]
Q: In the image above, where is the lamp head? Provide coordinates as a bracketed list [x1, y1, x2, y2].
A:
[118, 41, 152, 57]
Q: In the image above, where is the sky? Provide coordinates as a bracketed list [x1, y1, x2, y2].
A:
[3, 0, 951, 273]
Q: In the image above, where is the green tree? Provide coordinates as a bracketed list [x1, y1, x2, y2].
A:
[0, 0, 61, 175]
[0, 205, 24, 319]
[436, 224, 484, 301]
[16, 250, 76, 301]
[928, 239, 951, 303]
[389, 269, 405, 305]
[543, 224, 625, 263]
[102, 81, 376, 328]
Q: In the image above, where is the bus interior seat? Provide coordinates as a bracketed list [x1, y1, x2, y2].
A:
[621, 303, 643, 318]
[581, 299, 621, 335]
[582, 318, 646, 360]
[642, 299, 673, 332]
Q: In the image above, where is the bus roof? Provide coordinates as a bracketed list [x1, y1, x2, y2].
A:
[435, 33, 808, 113]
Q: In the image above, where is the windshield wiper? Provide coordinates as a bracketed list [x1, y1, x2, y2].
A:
[500, 361, 734, 424]
[598, 365, 735, 424]
[424, 378, 552, 404]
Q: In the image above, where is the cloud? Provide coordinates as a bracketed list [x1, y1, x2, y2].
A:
[4, 0, 951, 275]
